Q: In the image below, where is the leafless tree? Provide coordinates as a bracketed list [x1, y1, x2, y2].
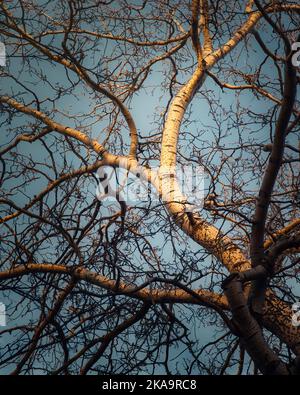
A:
[0, 0, 300, 375]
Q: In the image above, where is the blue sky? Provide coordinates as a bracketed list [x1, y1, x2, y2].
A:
[0, 1, 299, 374]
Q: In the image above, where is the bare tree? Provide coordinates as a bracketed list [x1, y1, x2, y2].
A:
[0, 0, 299, 375]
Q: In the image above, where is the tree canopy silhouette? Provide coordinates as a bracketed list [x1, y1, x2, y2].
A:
[0, 0, 299, 375]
